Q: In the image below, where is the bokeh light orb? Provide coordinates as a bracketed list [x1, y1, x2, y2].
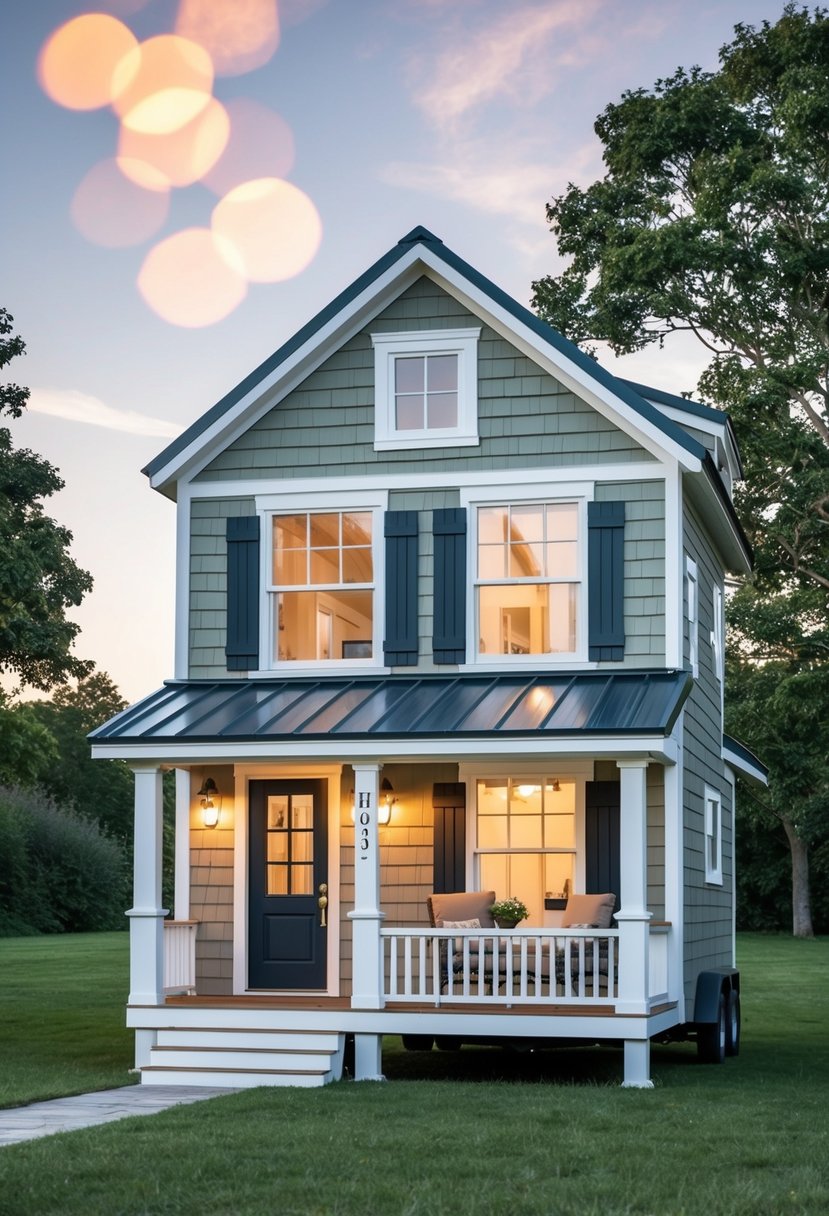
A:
[112, 35, 214, 135]
[176, 0, 280, 76]
[38, 14, 138, 111]
[201, 98, 295, 196]
[138, 228, 247, 327]
[211, 178, 322, 283]
[118, 97, 230, 190]
[71, 158, 169, 247]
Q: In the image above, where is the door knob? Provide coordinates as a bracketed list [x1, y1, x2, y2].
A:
[318, 882, 328, 928]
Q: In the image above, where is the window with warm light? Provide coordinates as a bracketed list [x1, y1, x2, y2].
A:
[269, 510, 376, 664]
[475, 777, 576, 924]
[476, 502, 581, 659]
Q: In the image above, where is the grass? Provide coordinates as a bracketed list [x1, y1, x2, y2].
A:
[0, 933, 827, 1215]
[0, 932, 135, 1107]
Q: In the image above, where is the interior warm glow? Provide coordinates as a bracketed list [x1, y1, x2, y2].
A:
[176, 0, 280, 76]
[71, 159, 170, 247]
[38, 14, 139, 111]
[201, 98, 295, 196]
[211, 178, 322, 283]
[112, 35, 214, 134]
[137, 228, 247, 327]
[118, 96, 230, 190]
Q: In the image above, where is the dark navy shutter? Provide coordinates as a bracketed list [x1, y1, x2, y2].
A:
[383, 510, 418, 666]
[587, 501, 625, 661]
[585, 780, 621, 912]
[432, 508, 466, 663]
[225, 515, 260, 672]
[432, 783, 466, 893]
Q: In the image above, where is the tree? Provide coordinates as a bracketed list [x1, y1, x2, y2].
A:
[531, 5, 829, 935]
[29, 670, 133, 846]
[0, 308, 93, 692]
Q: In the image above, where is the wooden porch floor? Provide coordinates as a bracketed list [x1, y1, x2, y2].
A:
[162, 994, 674, 1018]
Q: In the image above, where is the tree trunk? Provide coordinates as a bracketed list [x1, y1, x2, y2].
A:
[781, 817, 814, 938]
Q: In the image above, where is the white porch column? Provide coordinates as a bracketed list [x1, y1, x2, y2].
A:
[616, 758, 654, 1088]
[127, 766, 167, 1009]
[173, 768, 191, 920]
[348, 764, 385, 1033]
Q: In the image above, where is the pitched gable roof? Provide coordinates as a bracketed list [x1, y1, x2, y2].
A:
[143, 227, 707, 490]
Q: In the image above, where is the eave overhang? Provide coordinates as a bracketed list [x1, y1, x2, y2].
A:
[723, 733, 768, 787]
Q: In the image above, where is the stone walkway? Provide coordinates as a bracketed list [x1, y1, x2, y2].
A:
[0, 1085, 238, 1147]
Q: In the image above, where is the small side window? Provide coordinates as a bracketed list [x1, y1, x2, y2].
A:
[685, 556, 698, 677]
[704, 785, 723, 885]
[711, 584, 724, 684]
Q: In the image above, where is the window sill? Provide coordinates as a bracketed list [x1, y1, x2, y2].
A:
[373, 433, 480, 452]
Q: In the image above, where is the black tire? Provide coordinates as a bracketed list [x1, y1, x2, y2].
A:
[401, 1034, 434, 1052]
[435, 1036, 462, 1052]
[697, 991, 727, 1064]
[725, 988, 741, 1057]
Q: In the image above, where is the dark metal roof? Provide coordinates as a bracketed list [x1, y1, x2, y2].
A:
[723, 733, 769, 785]
[90, 671, 692, 746]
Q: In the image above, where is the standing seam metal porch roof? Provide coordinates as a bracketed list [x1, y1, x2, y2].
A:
[89, 671, 693, 745]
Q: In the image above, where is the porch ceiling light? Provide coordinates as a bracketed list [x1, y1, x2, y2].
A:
[197, 776, 220, 828]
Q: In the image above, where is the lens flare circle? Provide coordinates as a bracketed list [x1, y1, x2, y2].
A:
[112, 35, 214, 135]
[38, 14, 139, 111]
[211, 178, 322, 283]
[201, 98, 295, 197]
[138, 228, 248, 327]
[71, 158, 170, 247]
[176, 0, 280, 76]
[118, 97, 230, 190]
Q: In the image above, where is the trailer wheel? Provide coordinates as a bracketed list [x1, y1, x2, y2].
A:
[725, 988, 741, 1057]
[697, 991, 727, 1064]
[435, 1036, 462, 1051]
[401, 1035, 434, 1052]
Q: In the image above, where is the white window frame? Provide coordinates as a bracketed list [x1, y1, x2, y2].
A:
[461, 482, 590, 668]
[704, 784, 723, 885]
[371, 327, 481, 451]
[685, 556, 699, 677]
[711, 583, 724, 685]
[257, 489, 387, 675]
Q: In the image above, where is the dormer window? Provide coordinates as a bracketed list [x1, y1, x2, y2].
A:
[371, 327, 480, 450]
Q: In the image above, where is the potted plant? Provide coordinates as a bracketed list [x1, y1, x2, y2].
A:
[489, 897, 529, 929]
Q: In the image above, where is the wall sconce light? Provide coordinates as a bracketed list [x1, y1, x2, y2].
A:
[349, 778, 397, 826]
[197, 777, 221, 828]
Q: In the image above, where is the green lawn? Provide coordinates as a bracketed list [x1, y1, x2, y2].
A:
[0, 932, 136, 1107]
[0, 933, 827, 1215]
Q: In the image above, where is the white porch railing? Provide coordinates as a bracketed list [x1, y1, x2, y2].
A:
[163, 919, 198, 994]
[381, 928, 619, 1007]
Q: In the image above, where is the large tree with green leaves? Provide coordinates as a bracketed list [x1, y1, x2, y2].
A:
[531, 5, 829, 935]
[1, 308, 93, 693]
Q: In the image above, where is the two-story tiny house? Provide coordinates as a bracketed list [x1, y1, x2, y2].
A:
[91, 228, 766, 1088]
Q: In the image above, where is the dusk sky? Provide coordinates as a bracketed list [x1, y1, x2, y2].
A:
[4, 0, 784, 704]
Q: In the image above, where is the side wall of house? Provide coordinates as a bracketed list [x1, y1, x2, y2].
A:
[681, 499, 733, 1013]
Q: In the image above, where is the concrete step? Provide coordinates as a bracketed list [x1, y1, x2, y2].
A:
[140, 1066, 328, 1089]
[150, 1046, 333, 1071]
[155, 1028, 342, 1052]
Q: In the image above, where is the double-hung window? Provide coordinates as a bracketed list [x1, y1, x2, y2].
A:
[371, 328, 480, 450]
[474, 500, 581, 659]
[704, 785, 723, 884]
[268, 509, 377, 665]
[685, 556, 699, 676]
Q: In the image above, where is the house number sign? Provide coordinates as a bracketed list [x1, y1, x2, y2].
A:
[358, 791, 372, 858]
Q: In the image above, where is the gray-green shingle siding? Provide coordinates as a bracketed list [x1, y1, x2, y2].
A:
[190, 497, 255, 678]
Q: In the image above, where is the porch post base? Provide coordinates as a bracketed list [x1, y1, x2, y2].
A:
[353, 1033, 384, 1082]
[126, 906, 168, 1007]
[621, 1039, 654, 1089]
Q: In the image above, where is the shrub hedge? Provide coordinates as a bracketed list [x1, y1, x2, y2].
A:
[0, 786, 128, 936]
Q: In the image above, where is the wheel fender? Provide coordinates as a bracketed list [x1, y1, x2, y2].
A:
[693, 968, 739, 1024]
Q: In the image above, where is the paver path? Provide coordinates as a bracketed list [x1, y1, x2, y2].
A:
[0, 1085, 237, 1147]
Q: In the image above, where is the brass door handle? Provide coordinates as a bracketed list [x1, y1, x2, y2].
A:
[318, 883, 328, 928]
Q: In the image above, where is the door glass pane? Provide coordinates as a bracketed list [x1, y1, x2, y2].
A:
[267, 865, 288, 895]
[267, 833, 288, 863]
[268, 796, 288, 830]
[292, 831, 313, 863]
[291, 864, 314, 895]
[292, 796, 313, 830]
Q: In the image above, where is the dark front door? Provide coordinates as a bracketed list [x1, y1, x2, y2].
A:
[248, 779, 328, 990]
[585, 780, 621, 912]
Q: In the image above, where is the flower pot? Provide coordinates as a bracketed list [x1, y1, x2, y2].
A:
[494, 916, 520, 929]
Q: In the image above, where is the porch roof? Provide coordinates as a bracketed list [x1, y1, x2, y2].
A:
[90, 670, 692, 746]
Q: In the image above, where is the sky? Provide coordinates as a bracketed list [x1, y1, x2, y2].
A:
[3, 0, 786, 704]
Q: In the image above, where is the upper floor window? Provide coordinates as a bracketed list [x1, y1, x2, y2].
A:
[475, 501, 581, 658]
[711, 583, 724, 685]
[371, 327, 480, 451]
[269, 510, 376, 664]
[685, 556, 699, 677]
[704, 785, 723, 885]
